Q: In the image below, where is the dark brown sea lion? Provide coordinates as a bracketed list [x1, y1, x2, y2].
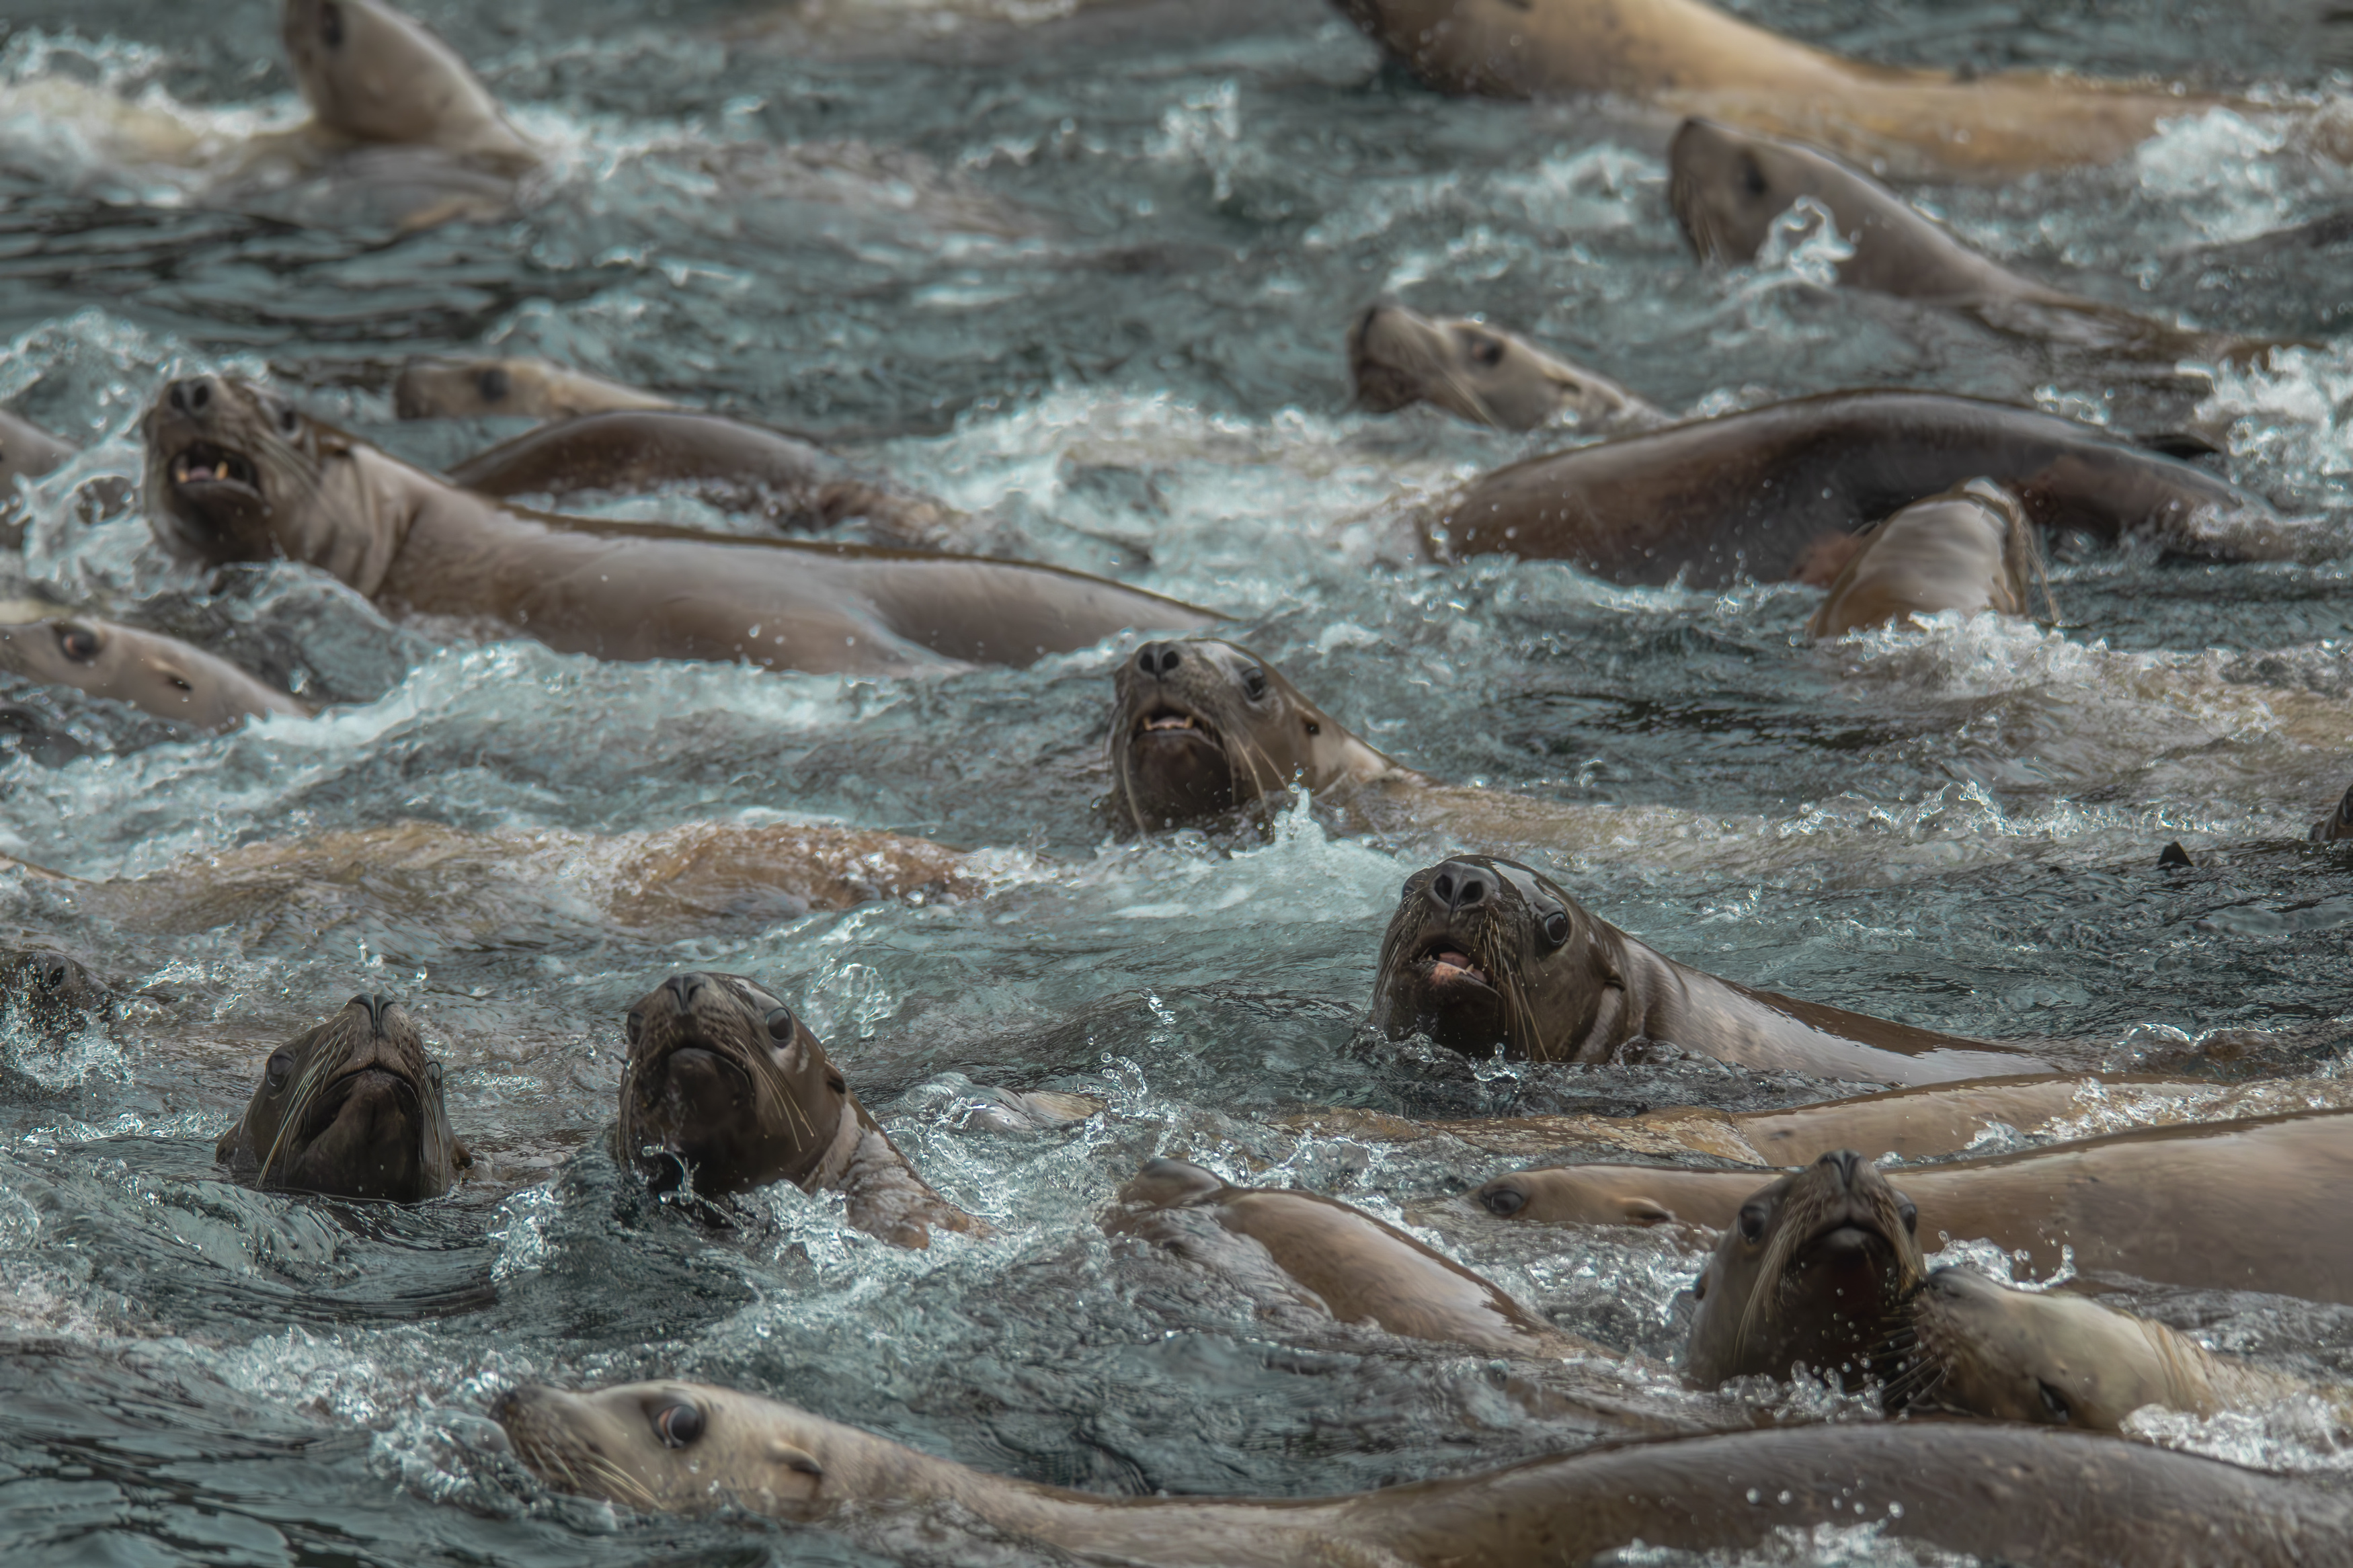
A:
[2312, 782, 2353, 841]
[1429, 390, 2306, 585]
[139, 374, 1213, 677]
[1805, 479, 2053, 636]
[1472, 1109, 2353, 1303]
[0, 602, 311, 732]
[1104, 1157, 1594, 1358]
[0, 948, 111, 1039]
[1374, 854, 2049, 1083]
[1334, 0, 2240, 179]
[1347, 301, 1665, 433]
[614, 971, 984, 1247]
[444, 411, 968, 550]
[494, 1378, 2353, 1564]
[1882, 1264, 2353, 1433]
[1683, 1151, 1923, 1389]
[393, 357, 675, 421]
[214, 993, 468, 1202]
[1669, 118, 2280, 366]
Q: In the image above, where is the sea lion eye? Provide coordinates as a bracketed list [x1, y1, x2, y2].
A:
[56, 624, 102, 663]
[1739, 153, 1769, 198]
[276, 404, 300, 434]
[1737, 1206, 1766, 1243]
[477, 367, 510, 404]
[1303, 719, 1320, 736]
[1468, 335, 1504, 367]
[764, 1006, 794, 1041]
[1541, 911, 1570, 947]
[264, 1050, 295, 1093]
[1478, 1184, 1525, 1216]
[1241, 666, 1269, 700]
[2037, 1380, 2071, 1423]
[1897, 1200, 1918, 1235]
[625, 1009, 644, 1045]
[653, 1400, 705, 1448]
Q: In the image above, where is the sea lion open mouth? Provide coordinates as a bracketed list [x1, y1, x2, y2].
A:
[1133, 705, 1216, 745]
[1416, 937, 1492, 990]
[167, 441, 262, 497]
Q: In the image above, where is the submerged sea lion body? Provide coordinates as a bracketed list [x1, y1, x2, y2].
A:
[1347, 302, 1664, 433]
[495, 1378, 2352, 1565]
[0, 603, 310, 732]
[140, 375, 1211, 677]
[1431, 391, 2301, 585]
[1375, 853, 2048, 1083]
[616, 970, 982, 1247]
[1683, 1151, 1924, 1389]
[0, 948, 111, 1040]
[393, 356, 676, 421]
[1805, 479, 2051, 636]
[1335, 0, 2229, 179]
[446, 410, 968, 550]
[1669, 119, 2278, 365]
[215, 993, 467, 1202]
[1474, 1110, 2353, 1302]
[1887, 1264, 2353, 1432]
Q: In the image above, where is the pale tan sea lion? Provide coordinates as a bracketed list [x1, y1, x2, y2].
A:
[1884, 1264, 2353, 1433]
[139, 374, 1213, 677]
[1103, 1157, 1595, 1358]
[493, 1378, 2353, 1564]
[1472, 1110, 2353, 1303]
[279, 0, 535, 175]
[1429, 391, 2303, 585]
[215, 993, 468, 1202]
[615, 970, 983, 1247]
[1334, 0, 2235, 179]
[1804, 479, 2054, 637]
[16, 818, 976, 950]
[1374, 853, 2050, 1083]
[1683, 1150, 1924, 1389]
[1669, 118, 2282, 365]
[0, 603, 311, 732]
[393, 357, 676, 421]
[444, 410, 969, 550]
[1347, 301, 1665, 433]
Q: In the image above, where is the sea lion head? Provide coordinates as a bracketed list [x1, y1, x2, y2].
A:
[1882, 1266, 2188, 1430]
[616, 971, 855, 1200]
[0, 604, 309, 731]
[216, 993, 464, 1202]
[1105, 638, 1392, 833]
[1347, 300, 1640, 431]
[1373, 855, 1622, 1062]
[493, 1380, 862, 1519]
[1683, 1149, 1925, 1389]
[281, 0, 535, 170]
[141, 374, 408, 595]
[392, 356, 669, 419]
[0, 948, 111, 1038]
[1668, 117, 1856, 267]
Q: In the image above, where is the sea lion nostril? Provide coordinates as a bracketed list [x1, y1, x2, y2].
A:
[664, 973, 705, 1007]
[1819, 1149, 1864, 1186]
[1133, 643, 1181, 677]
[167, 378, 213, 416]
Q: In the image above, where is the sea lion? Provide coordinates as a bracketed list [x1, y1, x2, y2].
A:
[393, 357, 676, 421]
[1374, 853, 2050, 1083]
[1882, 1264, 2353, 1433]
[0, 603, 311, 733]
[139, 374, 1213, 677]
[1104, 1157, 1595, 1358]
[1429, 390, 2304, 585]
[1, 410, 77, 506]
[2312, 782, 2353, 841]
[1347, 302, 1665, 433]
[1683, 1151, 1923, 1389]
[214, 993, 468, 1202]
[1669, 118, 2278, 366]
[1333, 0, 2237, 179]
[615, 970, 984, 1247]
[278, 0, 535, 175]
[444, 411, 969, 550]
[1472, 1109, 2353, 1303]
[0, 948, 111, 1040]
[493, 1378, 2352, 1565]
[1804, 479, 2053, 635]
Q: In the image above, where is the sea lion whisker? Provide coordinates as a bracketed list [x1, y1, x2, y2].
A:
[257, 1042, 347, 1184]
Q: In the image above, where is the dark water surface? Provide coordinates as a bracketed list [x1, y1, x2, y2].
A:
[4, 1, 2353, 1563]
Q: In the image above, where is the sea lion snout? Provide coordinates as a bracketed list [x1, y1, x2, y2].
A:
[1427, 859, 1490, 913]
[1133, 641, 1185, 679]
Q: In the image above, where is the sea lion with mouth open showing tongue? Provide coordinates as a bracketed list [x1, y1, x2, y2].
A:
[215, 993, 469, 1202]
[140, 374, 1211, 677]
[613, 970, 986, 1247]
[1374, 854, 2046, 1083]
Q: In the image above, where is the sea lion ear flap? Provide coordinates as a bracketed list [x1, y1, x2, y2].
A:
[1623, 1198, 1677, 1227]
[766, 1440, 824, 1479]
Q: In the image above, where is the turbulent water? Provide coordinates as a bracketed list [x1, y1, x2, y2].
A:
[5, 1, 2353, 1563]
